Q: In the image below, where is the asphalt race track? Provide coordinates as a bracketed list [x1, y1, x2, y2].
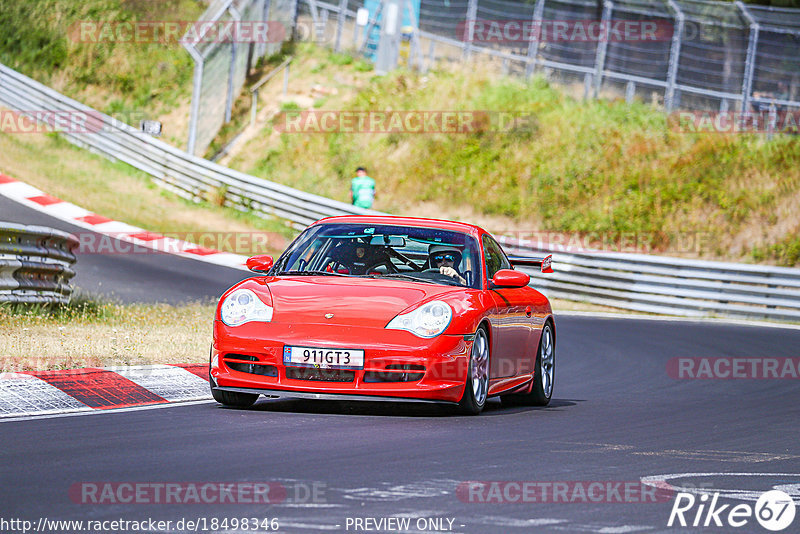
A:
[3, 194, 800, 533]
[3, 316, 799, 533]
[0, 195, 248, 304]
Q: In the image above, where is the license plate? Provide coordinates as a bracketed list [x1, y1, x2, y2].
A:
[283, 345, 365, 369]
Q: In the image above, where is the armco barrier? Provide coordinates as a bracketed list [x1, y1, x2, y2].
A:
[0, 63, 381, 229]
[0, 223, 78, 305]
[499, 237, 800, 322]
[2, 63, 800, 321]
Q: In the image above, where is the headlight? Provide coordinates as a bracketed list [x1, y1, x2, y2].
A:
[220, 289, 273, 326]
[386, 300, 452, 338]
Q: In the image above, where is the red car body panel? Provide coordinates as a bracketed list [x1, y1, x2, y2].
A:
[212, 215, 554, 404]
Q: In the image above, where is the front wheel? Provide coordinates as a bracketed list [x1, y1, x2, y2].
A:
[457, 326, 490, 415]
[501, 321, 555, 407]
[211, 388, 259, 408]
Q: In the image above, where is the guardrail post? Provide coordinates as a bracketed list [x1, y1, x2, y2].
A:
[525, 0, 546, 78]
[737, 1, 759, 115]
[593, 0, 614, 98]
[335, 0, 348, 52]
[583, 73, 593, 99]
[464, 0, 478, 60]
[665, 0, 684, 112]
[625, 81, 636, 103]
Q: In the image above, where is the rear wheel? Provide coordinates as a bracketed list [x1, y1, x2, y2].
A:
[457, 326, 490, 415]
[211, 388, 259, 408]
[501, 321, 555, 407]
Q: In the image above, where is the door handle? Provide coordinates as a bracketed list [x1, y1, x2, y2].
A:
[525, 306, 532, 317]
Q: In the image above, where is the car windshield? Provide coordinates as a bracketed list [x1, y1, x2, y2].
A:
[272, 223, 482, 289]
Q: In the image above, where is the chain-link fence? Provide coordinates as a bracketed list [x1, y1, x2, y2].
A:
[298, 0, 800, 114]
[184, 0, 297, 156]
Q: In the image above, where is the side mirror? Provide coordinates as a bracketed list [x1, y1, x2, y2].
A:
[246, 255, 273, 273]
[491, 269, 530, 289]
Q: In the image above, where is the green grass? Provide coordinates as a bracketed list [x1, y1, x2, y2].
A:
[0, 0, 202, 120]
[233, 49, 800, 266]
[0, 128, 296, 254]
[0, 296, 215, 370]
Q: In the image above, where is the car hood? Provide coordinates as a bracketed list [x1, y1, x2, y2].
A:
[261, 276, 464, 328]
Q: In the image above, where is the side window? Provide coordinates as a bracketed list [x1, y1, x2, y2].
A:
[482, 235, 510, 280]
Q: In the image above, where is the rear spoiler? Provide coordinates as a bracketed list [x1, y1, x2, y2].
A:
[508, 254, 553, 273]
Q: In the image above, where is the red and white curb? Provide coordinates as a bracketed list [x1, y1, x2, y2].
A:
[0, 172, 249, 270]
[0, 364, 211, 418]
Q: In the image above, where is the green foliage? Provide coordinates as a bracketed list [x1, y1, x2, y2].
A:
[0, 0, 202, 117]
[241, 63, 800, 265]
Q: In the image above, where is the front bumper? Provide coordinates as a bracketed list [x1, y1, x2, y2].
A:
[212, 321, 471, 403]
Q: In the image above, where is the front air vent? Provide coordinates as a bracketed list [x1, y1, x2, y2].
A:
[285, 367, 355, 382]
[363, 371, 425, 383]
[223, 354, 277, 377]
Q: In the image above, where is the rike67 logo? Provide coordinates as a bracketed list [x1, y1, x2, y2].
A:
[669, 490, 795, 531]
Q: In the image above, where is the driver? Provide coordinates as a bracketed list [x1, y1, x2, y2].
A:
[429, 245, 467, 285]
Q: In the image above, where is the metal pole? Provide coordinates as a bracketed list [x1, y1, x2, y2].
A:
[358, 2, 384, 54]
[525, 0, 546, 78]
[251, 90, 259, 127]
[737, 1, 759, 115]
[464, 0, 478, 60]
[225, 5, 243, 124]
[335, 0, 348, 52]
[283, 62, 290, 95]
[404, 0, 424, 70]
[593, 0, 613, 98]
[665, 0, 684, 112]
[288, 0, 299, 39]
[258, 0, 272, 59]
[184, 43, 203, 155]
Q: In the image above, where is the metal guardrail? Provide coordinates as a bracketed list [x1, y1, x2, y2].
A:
[3, 62, 800, 321]
[0, 223, 78, 305]
[499, 237, 800, 322]
[0, 62, 381, 229]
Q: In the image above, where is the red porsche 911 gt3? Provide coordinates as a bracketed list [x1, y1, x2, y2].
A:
[210, 215, 554, 414]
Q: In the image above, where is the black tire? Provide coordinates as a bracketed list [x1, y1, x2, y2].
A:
[501, 321, 555, 407]
[211, 388, 259, 408]
[457, 326, 490, 415]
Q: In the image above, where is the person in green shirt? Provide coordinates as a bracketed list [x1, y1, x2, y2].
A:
[350, 166, 375, 209]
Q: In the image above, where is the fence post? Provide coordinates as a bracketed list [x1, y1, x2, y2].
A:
[737, 1, 759, 114]
[225, 4, 243, 123]
[593, 0, 614, 97]
[184, 43, 204, 155]
[404, 0, 424, 70]
[256, 0, 272, 60]
[335, 0, 348, 51]
[525, 0, 546, 78]
[665, 0, 684, 112]
[464, 0, 478, 60]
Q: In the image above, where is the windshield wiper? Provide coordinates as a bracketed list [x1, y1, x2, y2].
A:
[373, 273, 444, 285]
[277, 270, 351, 277]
